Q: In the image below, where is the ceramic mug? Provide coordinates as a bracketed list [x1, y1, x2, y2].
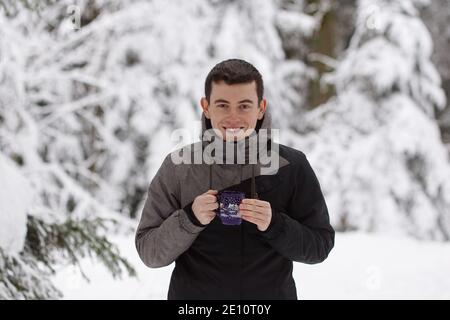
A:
[216, 190, 245, 225]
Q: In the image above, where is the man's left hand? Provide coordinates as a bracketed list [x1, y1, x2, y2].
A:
[239, 198, 272, 232]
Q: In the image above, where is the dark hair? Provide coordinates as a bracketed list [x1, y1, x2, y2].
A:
[204, 59, 264, 103]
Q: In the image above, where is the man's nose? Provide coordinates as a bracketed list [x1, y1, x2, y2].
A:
[227, 108, 240, 121]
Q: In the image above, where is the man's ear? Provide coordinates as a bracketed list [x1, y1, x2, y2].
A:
[200, 97, 210, 119]
[257, 98, 267, 120]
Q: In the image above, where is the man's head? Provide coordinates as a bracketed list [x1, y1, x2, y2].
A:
[201, 59, 267, 141]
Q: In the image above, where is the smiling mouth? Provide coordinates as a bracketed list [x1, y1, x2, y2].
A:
[223, 127, 245, 133]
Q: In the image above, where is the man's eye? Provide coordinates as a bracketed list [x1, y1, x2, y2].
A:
[217, 104, 228, 108]
[240, 105, 250, 110]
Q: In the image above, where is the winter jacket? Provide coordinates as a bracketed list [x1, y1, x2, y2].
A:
[135, 110, 335, 300]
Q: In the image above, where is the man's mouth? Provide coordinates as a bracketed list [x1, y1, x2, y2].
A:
[223, 127, 245, 134]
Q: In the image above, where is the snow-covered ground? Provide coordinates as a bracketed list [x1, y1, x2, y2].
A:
[53, 232, 450, 300]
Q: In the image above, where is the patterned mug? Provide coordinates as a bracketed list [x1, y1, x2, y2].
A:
[216, 190, 245, 225]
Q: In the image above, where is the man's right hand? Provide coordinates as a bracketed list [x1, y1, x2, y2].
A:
[192, 189, 218, 225]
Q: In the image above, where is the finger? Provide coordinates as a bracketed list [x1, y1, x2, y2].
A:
[239, 209, 267, 222]
[205, 211, 216, 219]
[239, 204, 270, 215]
[204, 202, 219, 211]
[241, 215, 262, 226]
[201, 212, 216, 224]
[205, 189, 218, 195]
[203, 195, 218, 204]
[242, 199, 270, 208]
[200, 210, 216, 218]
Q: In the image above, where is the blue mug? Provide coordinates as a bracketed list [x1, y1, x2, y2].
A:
[216, 191, 245, 225]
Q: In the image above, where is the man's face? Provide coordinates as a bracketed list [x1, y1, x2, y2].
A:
[201, 80, 267, 141]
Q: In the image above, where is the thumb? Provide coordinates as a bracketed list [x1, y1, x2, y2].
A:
[205, 189, 218, 195]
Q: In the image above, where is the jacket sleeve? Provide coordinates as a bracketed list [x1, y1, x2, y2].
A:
[135, 155, 205, 268]
[261, 153, 335, 264]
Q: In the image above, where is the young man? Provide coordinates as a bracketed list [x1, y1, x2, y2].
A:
[135, 59, 334, 299]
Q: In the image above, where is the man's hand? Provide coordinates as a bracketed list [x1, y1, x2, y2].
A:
[192, 189, 218, 225]
[239, 198, 272, 232]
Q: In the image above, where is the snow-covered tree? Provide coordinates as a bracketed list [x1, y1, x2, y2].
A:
[1, 0, 310, 298]
[289, 0, 450, 240]
[0, 2, 137, 299]
[419, 0, 450, 148]
[17, 0, 309, 217]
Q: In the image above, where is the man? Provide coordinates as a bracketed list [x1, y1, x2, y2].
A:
[135, 59, 334, 299]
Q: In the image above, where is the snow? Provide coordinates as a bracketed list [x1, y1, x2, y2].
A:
[53, 232, 450, 299]
[1, 0, 306, 224]
[345, 0, 446, 114]
[296, 232, 450, 299]
[294, 90, 450, 239]
[276, 9, 317, 37]
[0, 154, 31, 254]
[287, 0, 450, 240]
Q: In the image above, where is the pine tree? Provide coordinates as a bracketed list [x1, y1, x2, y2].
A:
[289, 0, 450, 240]
[419, 0, 450, 147]
[1, 0, 298, 298]
[0, 1, 137, 299]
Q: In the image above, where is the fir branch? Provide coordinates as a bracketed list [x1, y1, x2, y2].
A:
[0, 248, 62, 299]
[0, 215, 136, 299]
[24, 215, 137, 280]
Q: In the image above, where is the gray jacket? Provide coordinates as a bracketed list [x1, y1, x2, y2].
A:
[135, 110, 334, 299]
